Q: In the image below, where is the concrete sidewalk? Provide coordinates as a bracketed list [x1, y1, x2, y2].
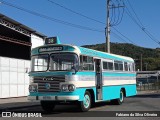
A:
[0, 90, 160, 112]
[0, 97, 40, 112]
[137, 90, 160, 95]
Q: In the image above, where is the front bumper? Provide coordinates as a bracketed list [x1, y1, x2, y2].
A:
[28, 95, 79, 101]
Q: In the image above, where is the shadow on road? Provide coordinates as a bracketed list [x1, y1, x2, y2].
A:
[134, 93, 160, 98]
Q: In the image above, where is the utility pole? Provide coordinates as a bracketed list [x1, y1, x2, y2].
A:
[106, 0, 110, 53]
[105, 0, 124, 53]
[140, 54, 142, 71]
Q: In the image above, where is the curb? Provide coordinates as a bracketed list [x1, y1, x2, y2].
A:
[137, 90, 160, 95]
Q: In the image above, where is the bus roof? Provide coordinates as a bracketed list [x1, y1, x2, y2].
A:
[31, 44, 134, 62]
[77, 46, 134, 62]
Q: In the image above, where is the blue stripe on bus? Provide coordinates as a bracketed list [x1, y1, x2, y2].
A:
[76, 71, 136, 77]
[76, 72, 95, 76]
[102, 72, 136, 77]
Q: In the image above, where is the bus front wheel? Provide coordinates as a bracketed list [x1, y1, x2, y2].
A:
[79, 91, 91, 112]
[41, 101, 55, 113]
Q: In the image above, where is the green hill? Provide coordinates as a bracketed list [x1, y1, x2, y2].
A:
[82, 43, 160, 71]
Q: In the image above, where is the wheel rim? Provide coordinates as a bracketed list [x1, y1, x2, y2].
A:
[120, 91, 124, 102]
[83, 94, 90, 108]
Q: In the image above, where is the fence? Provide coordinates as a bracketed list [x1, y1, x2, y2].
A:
[137, 81, 160, 91]
[136, 71, 160, 91]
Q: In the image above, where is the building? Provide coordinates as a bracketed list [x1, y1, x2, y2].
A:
[0, 13, 46, 98]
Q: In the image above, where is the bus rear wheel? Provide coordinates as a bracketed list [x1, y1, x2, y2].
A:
[41, 101, 55, 113]
[111, 90, 124, 105]
[79, 91, 91, 112]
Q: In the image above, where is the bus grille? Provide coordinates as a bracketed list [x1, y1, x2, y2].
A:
[33, 76, 65, 92]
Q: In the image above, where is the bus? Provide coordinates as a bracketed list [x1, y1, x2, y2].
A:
[28, 37, 136, 112]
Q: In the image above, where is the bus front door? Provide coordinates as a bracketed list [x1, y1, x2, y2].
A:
[95, 59, 103, 100]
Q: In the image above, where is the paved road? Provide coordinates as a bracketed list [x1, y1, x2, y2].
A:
[0, 93, 160, 120]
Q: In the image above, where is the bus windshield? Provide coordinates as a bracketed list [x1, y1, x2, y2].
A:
[50, 53, 78, 71]
[31, 54, 48, 72]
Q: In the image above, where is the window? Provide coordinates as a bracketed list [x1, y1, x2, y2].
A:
[124, 62, 135, 72]
[31, 54, 48, 72]
[124, 62, 128, 71]
[103, 61, 113, 70]
[114, 61, 123, 71]
[50, 53, 78, 71]
[103, 62, 108, 70]
[80, 55, 94, 71]
[133, 63, 135, 71]
[108, 62, 113, 70]
[128, 63, 135, 72]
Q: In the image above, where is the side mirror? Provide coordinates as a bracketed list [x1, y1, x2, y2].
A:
[71, 65, 79, 74]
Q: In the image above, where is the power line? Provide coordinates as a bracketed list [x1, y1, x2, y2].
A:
[143, 30, 160, 45]
[109, 0, 125, 26]
[125, 7, 142, 29]
[126, 0, 144, 27]
[124, 0, 160, 46]
[1, 0, 143, 47]
[125, 5, 160, 45]
[0, 0, 104, 33]
[111, 31, 128, 43]
[47, 0, 135, 46]
[47, 0, 124, 27]
[112, 27, 137, 45]
[47, 0, 105, 25]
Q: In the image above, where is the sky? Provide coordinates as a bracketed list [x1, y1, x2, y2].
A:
[0, 0, 160, 49]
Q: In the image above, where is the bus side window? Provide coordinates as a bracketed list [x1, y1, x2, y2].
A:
[128, 63, 134, 72]
[80, 55, 83, 70]
[124, 62, 128, 71]
[133, 63, 135, 71]
[114, 61, 123, 71]
[103, 61, 113, 70]
[80, 55, 94, 71]
[103, 62, 108, 70]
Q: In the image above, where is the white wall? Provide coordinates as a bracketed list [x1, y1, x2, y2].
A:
[31, 34, 44, 49]
[0, 34, 44, 98]
[0, 57, 30, 98]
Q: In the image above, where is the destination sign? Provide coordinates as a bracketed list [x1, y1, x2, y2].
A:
[39, 46, 63, 52]
[45, 37, 61, 45]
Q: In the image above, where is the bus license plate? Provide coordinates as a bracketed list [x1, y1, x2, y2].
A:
[43, 96, 52, 100]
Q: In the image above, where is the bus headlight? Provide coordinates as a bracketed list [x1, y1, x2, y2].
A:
[68, 84, 75, 91]
[29, 84, 38, 92]
[61, 85, 68, 91]
[61, 84, 76, 92]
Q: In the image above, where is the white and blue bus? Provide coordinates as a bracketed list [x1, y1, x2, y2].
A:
[28, 37, 136, 112]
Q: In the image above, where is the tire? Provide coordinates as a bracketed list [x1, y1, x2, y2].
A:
[111, 90, 124, 105]
[41, 101, 55, 113]
[79, 91, 91, 112]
